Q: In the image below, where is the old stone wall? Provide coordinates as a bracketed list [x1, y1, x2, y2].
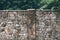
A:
[0, 10, 60, 40]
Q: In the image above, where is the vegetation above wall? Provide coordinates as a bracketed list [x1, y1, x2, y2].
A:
[0, 0, 60, 10]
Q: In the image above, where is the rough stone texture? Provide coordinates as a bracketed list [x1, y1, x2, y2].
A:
[0, 10, 60, 40]
[36, 11, 56, 40]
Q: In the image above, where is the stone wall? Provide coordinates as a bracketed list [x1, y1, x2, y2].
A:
[0, 10, 60, 40]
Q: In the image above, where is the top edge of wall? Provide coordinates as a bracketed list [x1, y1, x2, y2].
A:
[0, 9, 60, 12]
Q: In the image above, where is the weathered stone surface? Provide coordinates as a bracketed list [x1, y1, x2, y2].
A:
[36, 11, 57, 40]
[0, 10, 60, 40]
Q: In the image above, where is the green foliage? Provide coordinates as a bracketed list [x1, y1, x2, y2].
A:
[40, 0, 60, 10]
[0, 0, 60, 10]
[0, 0, 40, 10]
